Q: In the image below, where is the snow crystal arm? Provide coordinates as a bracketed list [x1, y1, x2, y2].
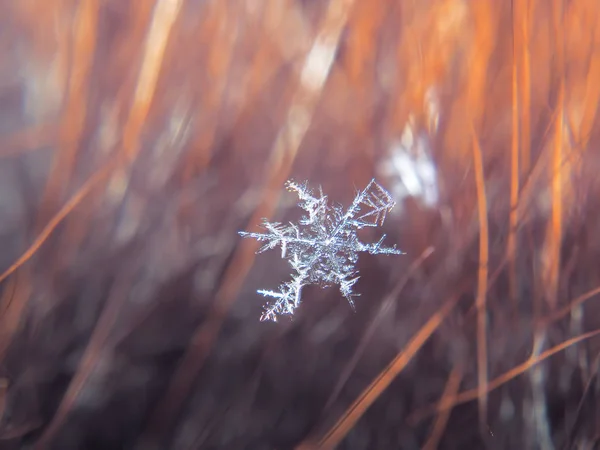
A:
[360, 234, 405, 255]
[353, 179, 397, 227]
[258, 270, 308, 322]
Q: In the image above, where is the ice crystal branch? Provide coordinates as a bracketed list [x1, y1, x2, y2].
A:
[239, 179, 404, 322]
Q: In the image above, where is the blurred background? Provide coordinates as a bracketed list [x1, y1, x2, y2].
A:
[1, 0, 600, 448]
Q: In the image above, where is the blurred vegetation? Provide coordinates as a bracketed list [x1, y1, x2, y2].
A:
[1, 0, 600, 449]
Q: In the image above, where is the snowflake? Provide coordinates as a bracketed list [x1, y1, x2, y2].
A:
[239, 179, 404, 322]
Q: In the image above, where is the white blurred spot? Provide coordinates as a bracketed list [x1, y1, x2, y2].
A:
[21, 57, 63, 122]
[424, 86, 440, 135]
[378, 118, 439, 214]
[148, 98, 193, 188]
[300, 39, 337, 93]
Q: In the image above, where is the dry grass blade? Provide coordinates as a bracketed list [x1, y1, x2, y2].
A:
[519, 0, 532, 176]
[0, 272, 31, 368]
[471, 127, 490, 435]
[0, 159, 115, 286]
[508, 0, 521, 310]
[541, 285, 600, 328]
[408, 327, 600, 424]
[422, 363, 464, 450]
[296, 293, 460, 450]
[544, 79, 565, 310]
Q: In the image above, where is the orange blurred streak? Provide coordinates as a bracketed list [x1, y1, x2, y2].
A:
[422, 363, 464, 450]
[121, 0, 183, 164]
[508, 0, 521, 310]
[37, 0, 99, 225]
[471, 127, 490, 435]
